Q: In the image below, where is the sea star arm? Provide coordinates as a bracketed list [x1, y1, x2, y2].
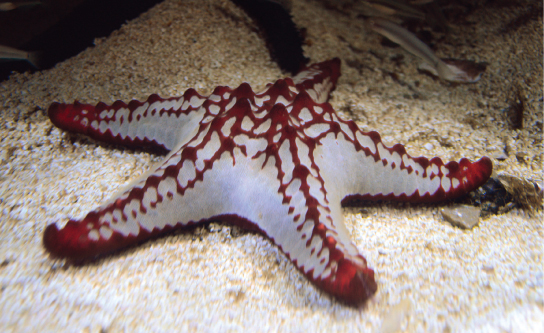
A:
[292, 58, 341, 103]
[290, 97, 493, 203]
[48, 88, 220, 152]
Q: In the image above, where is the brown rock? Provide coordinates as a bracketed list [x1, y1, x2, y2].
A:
[441, 205, 482, 229]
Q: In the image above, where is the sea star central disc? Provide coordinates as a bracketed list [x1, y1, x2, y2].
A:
[43, 58, 492, 305]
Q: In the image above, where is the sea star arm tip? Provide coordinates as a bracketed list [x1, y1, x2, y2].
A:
[43, 219, 100, 261]
[314, 259, 378, 306]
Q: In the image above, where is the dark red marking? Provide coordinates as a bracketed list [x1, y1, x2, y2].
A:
[43, 58, 493, 308]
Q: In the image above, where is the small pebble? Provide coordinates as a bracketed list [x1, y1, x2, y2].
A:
[441, 204, 481, 229]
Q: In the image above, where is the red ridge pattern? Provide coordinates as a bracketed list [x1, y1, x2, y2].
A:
[43, 58, 492, 306]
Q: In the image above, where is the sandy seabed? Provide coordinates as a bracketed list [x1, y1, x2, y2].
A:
[0, 0, 542, 332]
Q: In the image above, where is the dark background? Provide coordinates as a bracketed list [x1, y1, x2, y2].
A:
[0, 0, 163, 81]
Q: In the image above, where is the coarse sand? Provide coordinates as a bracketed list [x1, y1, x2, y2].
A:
[0, 0, 542, 332]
